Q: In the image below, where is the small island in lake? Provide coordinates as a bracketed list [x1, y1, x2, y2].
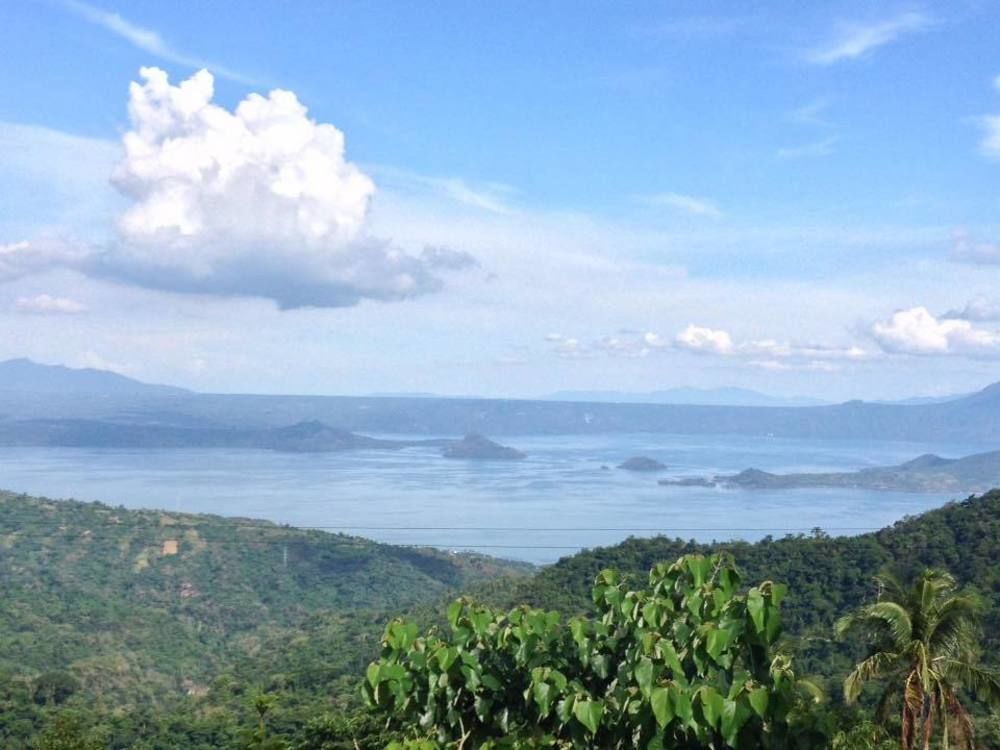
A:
[659, 449, 1000, 493]
[618, 456, 667, 472]
[441, 433, 526, 460]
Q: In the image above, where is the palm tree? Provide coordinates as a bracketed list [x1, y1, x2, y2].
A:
[835, 569, 1000, 750]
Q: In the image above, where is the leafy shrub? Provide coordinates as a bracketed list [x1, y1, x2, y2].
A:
[364, 553, 824, 748]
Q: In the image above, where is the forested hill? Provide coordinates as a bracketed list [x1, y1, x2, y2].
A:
[1, 490, 999, 746]
[482, 489, 1000, 685]
[0, 490, 530, 745]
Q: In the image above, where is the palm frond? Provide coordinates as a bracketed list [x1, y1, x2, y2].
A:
[941, 660, 1000, 708]
[835, 601, 912, 650]
[927, 594, 982, 653]
[843, 651, 902, 703]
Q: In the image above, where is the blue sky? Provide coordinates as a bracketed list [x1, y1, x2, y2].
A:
[1, 0, 999, 399]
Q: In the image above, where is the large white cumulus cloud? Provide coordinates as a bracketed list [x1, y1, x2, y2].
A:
[2, 68, 475, 308]
[101, 67, 475, 307]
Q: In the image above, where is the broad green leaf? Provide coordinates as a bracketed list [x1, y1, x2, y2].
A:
[686, 591, 703, 617]
[556, 695, 576, 724]
[706, 626, 733, 661]
[687, 556, 712, 587]
[670, 684, 693, 725]
[550, 669, 568, 692]
[573, 699, 604, 735]
[698, 686, 724, 728]
[635, 657, 656, 697]
[748, 687, 769, 718]
[651, 687, 673, 728]
[721, 698, 753, 747]
[592, 654, 611, 679]
[660, 642, 685, 682]
[746, 589, 765, 634]
[435, 646, 458, 672]
[533, 681, 554, 717]
[771, 583, 787, 607]
[642, 601, 660, 626]
[447, 600, 463, 628]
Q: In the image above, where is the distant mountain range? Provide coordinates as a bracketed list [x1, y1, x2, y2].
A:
[1, 358, 999, 443]
[545, 387, 828, 407]
[0, 358, 187, 396]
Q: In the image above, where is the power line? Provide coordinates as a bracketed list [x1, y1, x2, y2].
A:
[0, 518, 881, 534]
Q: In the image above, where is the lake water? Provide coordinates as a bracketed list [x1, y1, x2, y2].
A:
[0, 433, 990, 563]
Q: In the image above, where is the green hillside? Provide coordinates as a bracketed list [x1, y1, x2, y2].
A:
[481, 490, 1000, 690]
[2, 489, 999, 747]
[0, 491, 530, 748]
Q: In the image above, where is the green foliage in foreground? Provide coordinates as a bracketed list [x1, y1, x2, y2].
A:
[365, 554, 824, 749]
[836, 569, 1000, 749]
[2, 489, 1000, 747]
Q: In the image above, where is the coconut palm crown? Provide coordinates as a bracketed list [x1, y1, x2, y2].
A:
[835, 569, 1000, 750]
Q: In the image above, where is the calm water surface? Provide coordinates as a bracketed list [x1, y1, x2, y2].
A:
[0, 433, 990, 563]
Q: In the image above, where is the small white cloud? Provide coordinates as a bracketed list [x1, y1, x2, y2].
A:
[750, 359, 840, 373]
[434, 178, 514, 214]
[76, 350, 135, 375]
[994, 73, 1000, 93]
[978, 115, 1000, 160]
[675, 325, 734, 355]
[373, 167, 515, 214]
[870, 306, 1000, 356]
[789, 97, 833, 127]
[637, 192, 723, 219]
[643, 331, 668, 349]
[551, 337, 591, 359]
[545, 330, 667, 360]
[950, 231, 1000, 265]
[64, 0, 256, 84]
[777, 136, 838, 160]
[805, 11, 932, 65]
[674, 324, 868, 363]
[0, 238, 90, 282]
[14, 294, 88, 315]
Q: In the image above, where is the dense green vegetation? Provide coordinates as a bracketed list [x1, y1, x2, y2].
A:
[482, 491, 1000, 684]
[1, 489, 998, 747]
[366, 554, 823, 748]
[835, 569, 1000, 749]
[0, 490, 530, 748]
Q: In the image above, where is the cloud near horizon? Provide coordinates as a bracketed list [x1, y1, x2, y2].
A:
[675, 325, 734, 355]
[870, 306, 1000, 356]
[1, 68, 477, 309]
